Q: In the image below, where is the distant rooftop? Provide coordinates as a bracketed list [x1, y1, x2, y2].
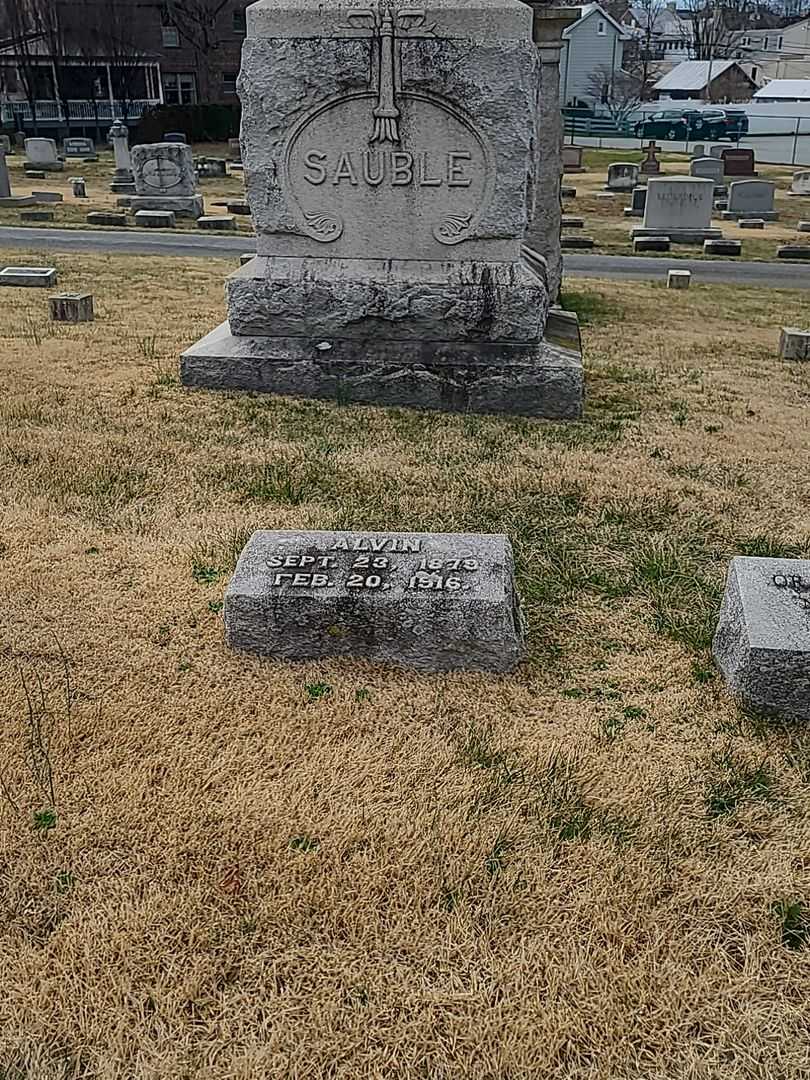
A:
[653, 59, 740, 91]
[753, 78, 810, 99]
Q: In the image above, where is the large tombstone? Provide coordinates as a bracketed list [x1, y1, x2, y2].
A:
[722, 147, 755, 177]
[225, 530, 525, 673]
[606, 162, 640, 192]
[790, 170, 810, 197]
[63, 136, 97, 160]
[182, 0, 583, 419]
[130, 143, 204, 218]
[714, 556, 810, 720]
[724, 179, 777, 221]
[24, 137, 63, 171]
[633, 175, 720, 243]
[690, 156, 724, 185]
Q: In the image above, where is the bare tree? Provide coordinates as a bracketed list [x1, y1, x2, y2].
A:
[163, 0, 231, 101]
[587, 64, 643, 127]
[0, 0, 44, 132]
[622, 0, 668, 100]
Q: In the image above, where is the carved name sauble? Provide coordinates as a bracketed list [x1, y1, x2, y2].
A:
[282, 5, 495, 246]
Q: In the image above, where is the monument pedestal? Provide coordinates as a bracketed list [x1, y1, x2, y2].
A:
[182, 320, 583, 419]
[631, 226, 722, 244]
[129, 194, 204, 218]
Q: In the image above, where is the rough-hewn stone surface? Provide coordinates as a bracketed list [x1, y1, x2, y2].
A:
[227, 256, 547, 342]
[132, 143, 197, 197]
[182, 322, 584, 418]
[714, 556, 810, 719]
[224, 529, 525, 673]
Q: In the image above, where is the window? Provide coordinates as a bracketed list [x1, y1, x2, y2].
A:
[223, 71, 237, 94]
[763, 36, 769, 50]
[162, 24, 179, 46]
[163, 72, 197, 105]
[597, 18, 606, 35]
[233, 8, 247, 34]
[778, 36, 783, 50]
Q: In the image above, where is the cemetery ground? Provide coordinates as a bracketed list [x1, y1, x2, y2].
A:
[570, 148, 805, 261]
[3, 247, 810, 1077]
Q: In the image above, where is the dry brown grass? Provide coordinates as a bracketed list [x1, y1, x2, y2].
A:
[2, 248, 810, 1078]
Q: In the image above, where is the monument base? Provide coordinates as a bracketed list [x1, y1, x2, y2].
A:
[721, 210, 779, 221]
[110, 181, 136, 194]
[631, 227, 722, 244]
[129, 194, 204, 219]
[181, 322, 584, 419]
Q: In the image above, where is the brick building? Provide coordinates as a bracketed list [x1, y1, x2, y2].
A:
[0, 0, 250, 135]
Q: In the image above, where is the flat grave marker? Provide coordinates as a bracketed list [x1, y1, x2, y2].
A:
[0, 266, 57, 287]
[225, 530, 525, 673]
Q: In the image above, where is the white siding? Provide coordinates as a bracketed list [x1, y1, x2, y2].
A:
[561, 11, 626, 107]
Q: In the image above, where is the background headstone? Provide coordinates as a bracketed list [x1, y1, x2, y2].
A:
[722, 147, 755, 177]
[779, 327, 810, 360]
[690, 143, 705, 158]
[690, 156, 724, 184]
[791, 171, 810, 196]
[724, 179, 777, 220]
[109, 119, 135, 193]
[635, 176, 719, 243]
[49, 293, 94, 322]
[0, 148, 10, 199]
[714, 556, 810, 719]
[130, 142, 204, 218]
[0, 135, 11, 154]
[639, 141, 661, 176]
[606, 162, 640, 191]
[24, 138, 63, 171]
[63, 136, 97, 160]
[562, 145, 584, 172]
[225, 530, 525, 673]
[163, 132, 187, 143]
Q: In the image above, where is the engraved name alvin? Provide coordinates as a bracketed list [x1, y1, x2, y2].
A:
[282, 2, 495, 247]
[265, 536, 483, 593]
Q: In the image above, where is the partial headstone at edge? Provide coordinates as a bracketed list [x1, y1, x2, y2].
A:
[714, 556, 810, 720]
[225, 530, 526, 673]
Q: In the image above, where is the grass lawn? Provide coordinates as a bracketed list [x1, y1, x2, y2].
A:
[2, 249, 810, 1077]
[566, 149, 809, 260]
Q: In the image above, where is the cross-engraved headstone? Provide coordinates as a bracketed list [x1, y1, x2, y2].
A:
[130, 142, 203, 218]
[713, 556, 810, 719]
[225, 530, 525, 673]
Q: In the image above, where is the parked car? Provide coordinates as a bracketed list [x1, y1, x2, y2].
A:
[634, 108, 749, 142]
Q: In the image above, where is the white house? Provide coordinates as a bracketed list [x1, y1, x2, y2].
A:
[622, 3, 692, 70]
[560, 4, 630, 109]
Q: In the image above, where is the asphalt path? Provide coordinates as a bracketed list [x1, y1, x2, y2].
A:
[2, 225, 810, 289]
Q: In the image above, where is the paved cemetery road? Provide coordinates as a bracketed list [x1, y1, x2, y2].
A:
[2, 226, 810, 289]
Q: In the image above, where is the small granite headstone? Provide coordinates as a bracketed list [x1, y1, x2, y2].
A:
[197, 214, 236, 231]
[690, 156, 724, 184]
[21, 210, 54, 222]
[225, 530, 525, 673]
[709, 144, 725, 158]
[639, 141, 661, 176]
[790, 171, 810, 197]
[624, 185, 647, 218]
[723, 179, 777, 221]
[714, 556, 810, 719]
[24, 138, 63, 171]
[606, 162, 640, 192]
[63, 137, 97, 160]
[163, 132, 187, 143]
[30, 191, 63, 203]
[0, 148, 10, 199]
[134, 209, 177, 228]
[109, 119, 136, 193]
[562, 145, 584, 172]
[779, 328, 810, 361]
[228, 138, 242, 162]
[71, 177, 87, 198]
[704, 238, 741, 255]
[0, 135, 11, 154]
[49, 293, 94, 322]
[777, 245, 810, 260]
[130, 142, 204, 218]
[86, 211, 128, 226]
[722, 147, 755, 177]
[690, 143, 705, 159]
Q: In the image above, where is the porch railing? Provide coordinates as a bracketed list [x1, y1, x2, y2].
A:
[1, 99, 159, 125]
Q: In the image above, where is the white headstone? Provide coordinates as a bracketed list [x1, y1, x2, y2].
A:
[25, 138, 59, 167]
[606, 162, 640, 192]
[690, 156, 724, 184]
[727, 179, 775, 218]
[791, 170, 810, 196]
[109, 120, 131, 171]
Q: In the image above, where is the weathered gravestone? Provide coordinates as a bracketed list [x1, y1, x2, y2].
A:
[690, 143, 705, 159]
[722, 147, 755, 177]
[623, 185, 647, 218]
[0, 148, 10, 200]
[182, 0, 583, 419]
[714, 556, 810, 719]
[225, 530, 525, 673]
[790, 171, 810, 197]
[228, 138, 242, 161]
[690, 156, 724, 185]
[709, 144, 725, 158]
[0, 266, 57, 287]
[606, 162, 640, 191]
[779, 328, 810, 360]
[109, 119, 136, 193]
[633, 176, 720, 243]
[723, 179, 777, 221]
[130, 143, 204, 218]
[639, 141, 661, 176]
[562, 144, 584, 172]
[49, 293, 94, 322]
[24, 138, 63, 171]
[163, 132, 187, 143]
[63, 137, 97, 160]
[0, 135, 11, 154]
